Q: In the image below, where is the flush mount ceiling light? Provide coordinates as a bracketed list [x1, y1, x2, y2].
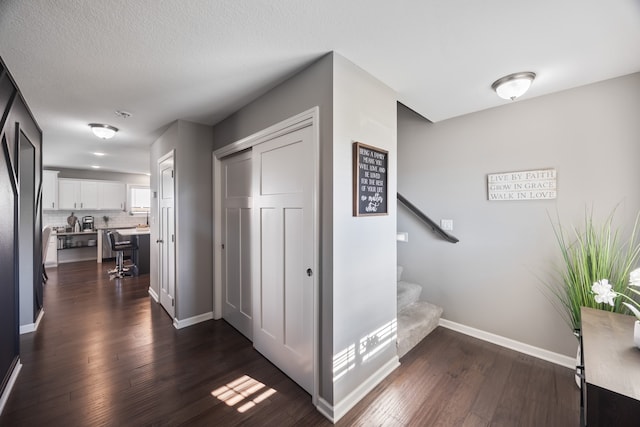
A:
[491, 72, 536, 101]
[115, 110, 132, 119]
[89, 123, 118, 139]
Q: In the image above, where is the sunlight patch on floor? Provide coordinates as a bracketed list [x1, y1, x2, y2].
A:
[211, 375, 277, 413]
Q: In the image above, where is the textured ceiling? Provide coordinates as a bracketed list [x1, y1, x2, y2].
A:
[1, 0, 639, 174]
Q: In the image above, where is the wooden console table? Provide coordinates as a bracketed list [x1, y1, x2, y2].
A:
[581, 307, 640, 426]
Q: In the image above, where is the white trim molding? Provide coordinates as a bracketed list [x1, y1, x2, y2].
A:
[0, 360, 22, 416]
[173, 312, 214, 330]
[438, 318, 575, 369]
[19, 309, 44, 335]
[213, 107, 319, 159]
[148, 287, 159, 303]
[316, 356, 400, 423]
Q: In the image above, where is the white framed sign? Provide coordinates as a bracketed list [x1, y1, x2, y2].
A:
[487, 168, 557, 201]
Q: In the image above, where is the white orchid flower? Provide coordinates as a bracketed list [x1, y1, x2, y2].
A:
[629, 268, 640, 287]
[592, 279, 617, 306]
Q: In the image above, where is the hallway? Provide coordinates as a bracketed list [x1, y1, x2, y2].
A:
[1, 261, 579, 426]
[0, 261, 326, 426]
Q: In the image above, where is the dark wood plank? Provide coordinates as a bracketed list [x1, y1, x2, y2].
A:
[0, 261, 580, 426]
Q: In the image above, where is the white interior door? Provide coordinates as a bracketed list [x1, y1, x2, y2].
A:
[252, 124, 316, 394]
[221, 150, 253, 339]
[158, 153, 176, 318]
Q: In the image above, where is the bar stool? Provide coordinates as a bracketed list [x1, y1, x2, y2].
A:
[107, 231, 137, 279]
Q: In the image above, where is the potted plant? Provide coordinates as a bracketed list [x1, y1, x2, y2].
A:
[548, 209, 640, 386]
[548, 209, 640, 332]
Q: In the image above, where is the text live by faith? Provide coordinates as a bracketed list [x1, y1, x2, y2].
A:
[487, 168, 557, 201]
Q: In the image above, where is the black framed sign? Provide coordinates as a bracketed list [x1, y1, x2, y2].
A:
[353, 142, 388, 216]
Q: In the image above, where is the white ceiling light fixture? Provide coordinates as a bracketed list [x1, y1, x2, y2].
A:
[491, 72, 536, 101]
[89, 123, 119, 139]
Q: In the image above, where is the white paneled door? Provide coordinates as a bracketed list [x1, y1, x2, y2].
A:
[221, 150, 253, 339]
[251, 124, 316, 394]
[158, 153, 176, 319]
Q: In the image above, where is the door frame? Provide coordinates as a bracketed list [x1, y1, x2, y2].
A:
[157, 149, 176, 320]
[18, 127, 41, 332]
[213, 107, 320, 404]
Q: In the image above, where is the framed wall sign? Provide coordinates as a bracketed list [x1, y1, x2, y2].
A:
[353, 142, 388, 216]
[487, 168, 557, 201]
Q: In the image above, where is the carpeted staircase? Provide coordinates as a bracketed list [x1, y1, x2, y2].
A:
[397, 266, 443, 358]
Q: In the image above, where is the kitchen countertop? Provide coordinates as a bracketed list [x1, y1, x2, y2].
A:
[56, 230, 98, 236]
[116, 228, 150, 236]
[95, 226, 138, 230]
[96, 227, 149, 263]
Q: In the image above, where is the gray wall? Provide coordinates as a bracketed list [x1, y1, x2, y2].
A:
[48, 167, 150, 186]
[397, 72, 640, 357]
[212, 52, 398, 414]
[150, 120, 214, 321]
[19, 141, 35, 326]
[213, 53, 335, 401]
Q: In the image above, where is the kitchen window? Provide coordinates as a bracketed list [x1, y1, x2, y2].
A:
[129, 185, 151, 214]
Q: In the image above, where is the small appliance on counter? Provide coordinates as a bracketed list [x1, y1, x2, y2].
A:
[67, 212, 78, 231]
[82, 216, 95, 232]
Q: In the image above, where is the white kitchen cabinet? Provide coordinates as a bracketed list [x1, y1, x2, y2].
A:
[58, 179, 98, 210]
[98, 181, 125, 210]
[80, 181, 98, 208]
[57, 179, 77, 209]
[58, 178, 125, 211]
[42, 170, 59, 210]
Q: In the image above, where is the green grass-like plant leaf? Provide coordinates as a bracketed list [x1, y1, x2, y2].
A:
[547, 208, 640, 331]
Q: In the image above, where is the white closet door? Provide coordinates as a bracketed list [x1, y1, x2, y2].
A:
[221, 150, 253, 339]
[251, 124, 315, 394]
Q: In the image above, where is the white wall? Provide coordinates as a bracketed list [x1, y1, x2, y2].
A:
[397, 73, 640, 357]
[331, 54, 398, 405]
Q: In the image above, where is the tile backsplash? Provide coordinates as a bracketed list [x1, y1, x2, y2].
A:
[44, 210, 146, 230]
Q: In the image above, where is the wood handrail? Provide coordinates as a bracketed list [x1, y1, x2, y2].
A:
[397, 193, 459, 243]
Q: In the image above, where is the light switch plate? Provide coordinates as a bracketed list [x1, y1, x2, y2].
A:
[440, 219, 453, 231]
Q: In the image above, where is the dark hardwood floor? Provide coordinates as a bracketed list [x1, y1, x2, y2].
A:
[1, 261, 579, 426]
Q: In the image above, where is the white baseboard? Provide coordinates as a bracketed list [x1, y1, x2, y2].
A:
[173, 311, 214, 329]
[438, 318, 575, 369]
[0, 359, 22, 416]
[19, 309, 45, 335]
[148, 287, 159, 303]
[316, 397, 335, 423]
[316, 356, 400, 423]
